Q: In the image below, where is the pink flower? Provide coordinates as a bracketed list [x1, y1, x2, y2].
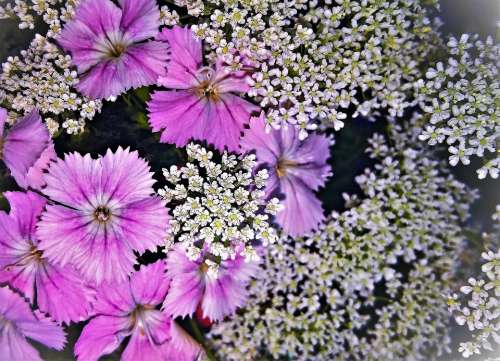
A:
[0, 191, 95, 324]
[36, 147, 169, 285]
[58, 0, 170, 99]
[75, 261, 202, 361]
[0, 108, 56, 190]
[162, 245, 259, 322]
[0, 286, 66, 361]
[240, 113, 332, 236]
[148, 26, 259, 152]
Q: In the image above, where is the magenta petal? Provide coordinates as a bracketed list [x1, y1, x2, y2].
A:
[119, 0, 161, 41]
[201, 274, 248, 322]
[0, 107, 7, 135]
[58, 0, 122, 73]
[75, 316, 130, 361]
[148, 90, 207, 147]
[277, 179, 325, 237]
[240, 113, 281, 164]
[166, 321, 203, 361]
[157, 26, 202, 88]
[92, 278, 136, 316]
[163, 247, 204, 318]
[24, 142, 57, 190]
[0, 287, 66, 359]
[3, 191, 46, 238]
[3, 109, 51, 189]
[121, 311, 171, 361]
[130, 260, 169, 305]
[36, 263, 96, 324]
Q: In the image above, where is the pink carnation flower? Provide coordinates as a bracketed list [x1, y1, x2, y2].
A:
[0, 286, 66, 361]
[37, 147, 169, 285]
[58, 0, 170, 99]
[148, 26, 259, 152]
[0, 108, 56, 190]
[162, 245, 259, 322]
[75, 261, 202, 361]
[240, 113, 332, 236]
[0, 191, 95, 324]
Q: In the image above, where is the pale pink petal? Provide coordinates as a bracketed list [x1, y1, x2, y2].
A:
[277, 179, 325, 237]
[166, 321, 203, 361]
[240, 113, 281, 164]
[119, 0, 161, 42]
[36, 263, 96, 324]
[130, 260, 169, 305]
[163, 247, 204, 319]
[24, 142, 57, 190]
[0, 107, 7, 135]
[3, 191, 46, 238]
[157, 26, 202, 88]
[3, 109, 51, 189]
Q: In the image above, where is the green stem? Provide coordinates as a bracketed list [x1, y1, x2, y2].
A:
[188, 318, 218, 361]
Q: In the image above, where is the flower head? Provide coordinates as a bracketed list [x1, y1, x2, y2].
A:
[0, 108, 56, 189]
[75, 261, 202, 361]
[0, 191, 95, 324]
[37, 147, 169, 284]
[0, 286, 66, 361]
[148, 26, 259, 152]
[158, 143, 279, 263]
[163, 245, 259, 322]
[58, 0, 170, 99]
[240, 113, 332, 236]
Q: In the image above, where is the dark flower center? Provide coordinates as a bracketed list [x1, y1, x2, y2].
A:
[106, 42, 127, 59]
[196, 81, 220, 102]
[129, 304, 155, 335]
[199, 262, 209, 273]
[93, 206, 112, 223]
[276, 158, 298, 178]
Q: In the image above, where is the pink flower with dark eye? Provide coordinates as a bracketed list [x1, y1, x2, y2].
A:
[36, 147, 169, 285]
[240, 113, 332, 237]
[0, 191, 95, 324]
[162, 245, 259, 322]
[0, 286, 66, 361]
[58, 0, 170, 99]
[75, 261, 202, 361]
[0, 108, 56, 190]
[148, 26, 259, 152]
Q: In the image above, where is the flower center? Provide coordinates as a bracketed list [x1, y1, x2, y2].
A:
[129, 304, 155, 335]
[199, 262, 209, 273]
[194, 67, 221, 102]
[106, 42, 127, 58]
[276, 158, 298, 178]
[93, 206, 112, 223]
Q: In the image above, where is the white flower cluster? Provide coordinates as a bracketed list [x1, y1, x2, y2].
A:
[209, 116, 475, 361]
[0, 0, 79, 37]
[448, 242, 499, 358]
[417, 34, 499, 179]
[182, 0, 441, 138]
[158, 143, 281, 272]
[0, 34, 102, 136]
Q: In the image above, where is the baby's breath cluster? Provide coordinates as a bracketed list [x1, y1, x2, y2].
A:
[158, 143, 281, 273]
[181, 0, 441, 138]
[448, 212, 499, 360]
[0, 0, 79, 37]
[0, 34, 102, 135]
[416, 34, 500, 179]
[209, 116, 475, 361]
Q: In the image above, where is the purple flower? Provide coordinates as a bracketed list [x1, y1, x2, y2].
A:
[0, 286, 66, 361]
[148, 26, 259, 152]
[162, 245, 259, 322]
[0, 108, 56, 190]
[75, 261, 202, 361]
[0, 191, 95, 324]
[58, 0, 170, 99]
[36, 147, 169, 285]
[240, 113, 332, 237]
